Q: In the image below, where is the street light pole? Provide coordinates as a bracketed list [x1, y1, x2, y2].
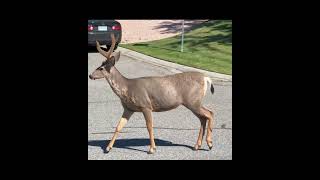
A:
[181, 20, 184, 52]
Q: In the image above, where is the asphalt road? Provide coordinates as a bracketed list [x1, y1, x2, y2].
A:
[88, 50, 232, 160]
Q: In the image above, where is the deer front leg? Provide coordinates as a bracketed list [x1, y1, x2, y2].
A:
[142, 108, 156, 154]
[105, 108, 134, 153]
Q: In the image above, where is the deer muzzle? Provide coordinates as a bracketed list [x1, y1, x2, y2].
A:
[89, 74, 95, 80]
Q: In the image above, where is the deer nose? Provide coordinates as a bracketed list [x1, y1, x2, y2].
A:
[89, 75, 93, 80]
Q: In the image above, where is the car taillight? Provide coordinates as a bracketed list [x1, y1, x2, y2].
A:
[88, 25, 94, 31]
[112, 25, 121, 30]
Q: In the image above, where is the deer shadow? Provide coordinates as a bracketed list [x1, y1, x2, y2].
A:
[88, 138, 209, 153]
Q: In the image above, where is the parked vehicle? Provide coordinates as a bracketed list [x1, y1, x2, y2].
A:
[88, 20, 122, 50]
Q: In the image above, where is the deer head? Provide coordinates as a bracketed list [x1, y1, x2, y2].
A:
[89, 33, 120, 80]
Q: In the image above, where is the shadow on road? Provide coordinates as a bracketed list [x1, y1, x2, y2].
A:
[88, 138, 208, 153]
[112, 126, 232, 130]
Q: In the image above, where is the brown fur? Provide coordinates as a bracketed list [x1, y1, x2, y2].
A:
[105, 68, 206, 113]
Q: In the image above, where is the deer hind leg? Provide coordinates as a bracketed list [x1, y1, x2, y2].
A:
[106, 108, 134, 153]
[193, 114, 207, 151]
[201, 106, 214, 150]
[142, 108, 156, 154]
[189, 105, 213, 151]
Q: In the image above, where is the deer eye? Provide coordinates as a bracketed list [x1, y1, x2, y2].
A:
[98, 67, 103, 71]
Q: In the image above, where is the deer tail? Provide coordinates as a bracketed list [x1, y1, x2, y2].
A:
[204, 77, 214, 95]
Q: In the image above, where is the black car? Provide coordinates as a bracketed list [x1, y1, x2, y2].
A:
[88, 20, 122, 50]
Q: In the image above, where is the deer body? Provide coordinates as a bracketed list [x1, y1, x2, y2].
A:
[89, 34, 214, 154]
[107, 67, 208, 112]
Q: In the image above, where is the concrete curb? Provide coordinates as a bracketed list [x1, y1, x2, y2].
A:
[118, 47, 232, 82]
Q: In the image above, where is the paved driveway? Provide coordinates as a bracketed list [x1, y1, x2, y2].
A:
[116, 20, 207, 44]
[88, 51, 232, 160]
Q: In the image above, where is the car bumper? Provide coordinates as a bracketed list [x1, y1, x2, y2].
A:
[88, 32, 121, 46]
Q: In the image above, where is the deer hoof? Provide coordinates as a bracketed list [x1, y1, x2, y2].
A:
[193, 145, 200, 151]
[207, 142, 213, 150]
[147, 147, 156, 154]
[104, 147, 112, 153]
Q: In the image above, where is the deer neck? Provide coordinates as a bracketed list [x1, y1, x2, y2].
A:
[105, 67, 129, 99]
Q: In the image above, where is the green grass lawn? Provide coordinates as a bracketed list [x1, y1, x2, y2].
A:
[120, 20, 232, 75]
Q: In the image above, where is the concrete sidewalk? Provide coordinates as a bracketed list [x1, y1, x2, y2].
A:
[118, 47, 232, 82]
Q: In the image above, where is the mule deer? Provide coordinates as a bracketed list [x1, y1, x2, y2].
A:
[89, 33, 215, 154]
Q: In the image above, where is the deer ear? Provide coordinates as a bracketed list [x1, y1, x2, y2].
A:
[113, 51, 121, 62]
[109, 56, 116, 66]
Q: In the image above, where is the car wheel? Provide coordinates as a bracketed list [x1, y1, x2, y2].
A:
[114, 44, 118, 50]
[105, 45, 111, 51]
[106, 44, 118, 51]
